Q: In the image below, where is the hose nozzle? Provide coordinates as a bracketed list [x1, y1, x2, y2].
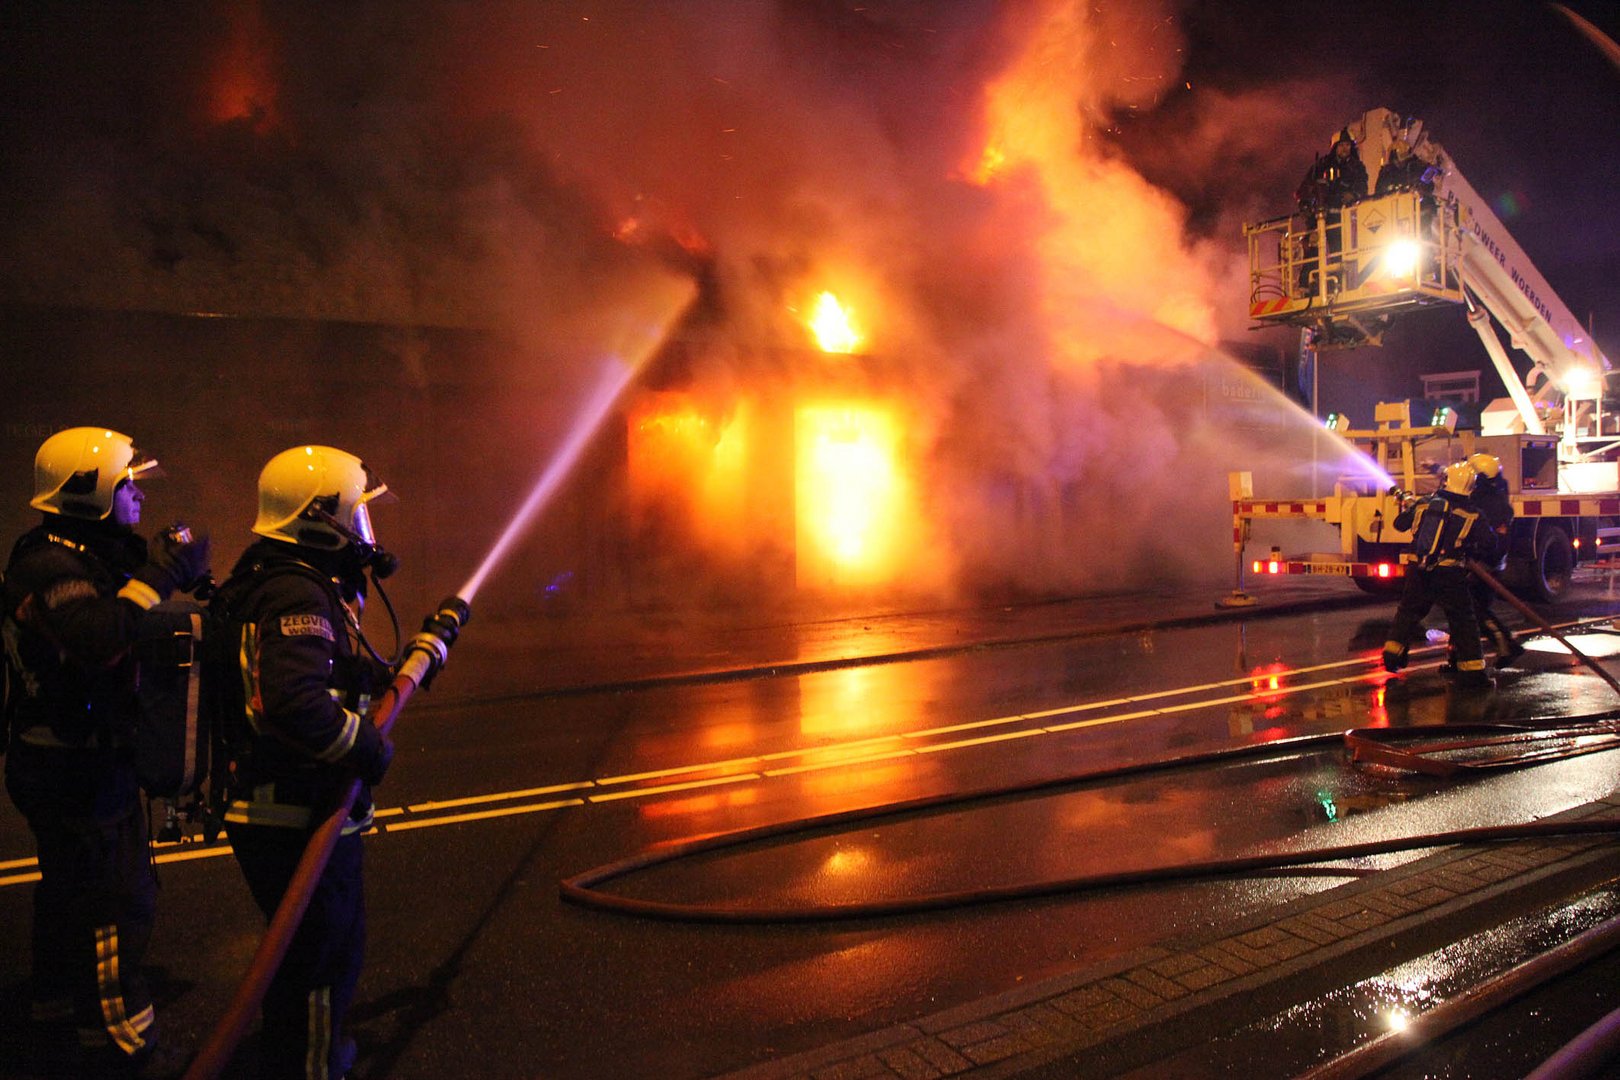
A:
[405, 596, 472, 689]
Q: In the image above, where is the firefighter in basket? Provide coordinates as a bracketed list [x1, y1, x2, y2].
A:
[1382, 460, 1496, 690]
[212, 446, 400, 1080]
[2, 427, 210, 1076]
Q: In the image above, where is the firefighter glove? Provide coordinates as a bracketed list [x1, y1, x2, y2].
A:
[133, 533, 213, 598]
[349, 725, 395, 788]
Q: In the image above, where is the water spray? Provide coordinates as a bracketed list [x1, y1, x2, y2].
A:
[458, 356, 638, 604]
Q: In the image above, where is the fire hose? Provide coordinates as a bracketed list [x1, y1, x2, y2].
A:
[559, 726, 1620, 923]
[1340, 561, 1620, 777]
[183, 597, 471, 1080]
[1466, 557, 1620, 697]
[564, 566, 1620, 924]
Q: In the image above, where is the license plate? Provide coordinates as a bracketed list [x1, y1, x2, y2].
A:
[1306, 563, 1352, 576]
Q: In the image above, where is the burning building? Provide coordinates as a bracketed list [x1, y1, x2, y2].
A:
[0, 1, 1338, 624]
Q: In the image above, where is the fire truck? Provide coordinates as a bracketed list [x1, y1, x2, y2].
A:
[1229, 107, 1615, 604]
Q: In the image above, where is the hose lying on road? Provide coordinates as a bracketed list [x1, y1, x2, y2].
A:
[1468, 559, 1620, 698]
[560, 718, 1620, 924]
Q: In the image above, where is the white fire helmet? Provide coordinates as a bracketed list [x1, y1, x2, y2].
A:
[1443, 460, 1479, 497]
[1468, 452, 1502, 480]
[253, 446, 392, 550]
[30, 427, 162, 520]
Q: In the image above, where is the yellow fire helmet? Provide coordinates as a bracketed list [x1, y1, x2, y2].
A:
[1468, 452, 1502, 480]
[30, 427, 162, 520]
[253, 445, 393, 550]
[1443, 460, 1479, 497]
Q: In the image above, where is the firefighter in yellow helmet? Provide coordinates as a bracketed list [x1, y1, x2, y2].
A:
[1382, 461, 1496, 689]
[211, 446, 398, 1080]
[1465, 452, 1525, 665]
[3, 427, 209, 1075]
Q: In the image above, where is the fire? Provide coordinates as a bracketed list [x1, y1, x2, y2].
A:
[204, 1, 281, 133]
[627, 393, 752, 556]
[966, 0, 1216, 362]
[971, 144, 1008, 185]
[806, 292, 863, 354]
[796, 403, 908, 587]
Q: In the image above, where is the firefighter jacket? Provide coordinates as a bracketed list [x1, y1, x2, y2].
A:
[1374, 152, 1436, 198]
[3, 516, 157, 765]
[1471, 477, 1514, 567]
[1297, 149, 1369, 213]
[1394, 491, 1490, 569]
[217, 540, 391, 834]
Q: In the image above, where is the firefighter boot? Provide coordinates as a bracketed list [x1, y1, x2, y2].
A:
[1482, 613, 1524, 667]
[1382, 641, 1407, 674]
[1454, 658, 1494, 692]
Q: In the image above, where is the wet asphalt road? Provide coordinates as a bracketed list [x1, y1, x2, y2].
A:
[5, 579, 1620, 1078]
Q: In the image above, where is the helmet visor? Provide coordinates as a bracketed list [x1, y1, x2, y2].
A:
[350, 501, 376, 546]
[126, 451, 164, 483]
[350, 476, 390, 546]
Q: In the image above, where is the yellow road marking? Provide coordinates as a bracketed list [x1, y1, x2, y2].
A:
[384, 798, 585, 830]
[406, 780, 592, 812]
[763, 747, 917, 777]
[2, 617, 1606, 888]
[586, 773, 759, 803]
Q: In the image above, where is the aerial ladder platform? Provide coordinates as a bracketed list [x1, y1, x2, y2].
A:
[1229, 108, 1617, 603]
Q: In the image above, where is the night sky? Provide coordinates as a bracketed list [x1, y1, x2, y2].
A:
[1117, 0, 1620, 331]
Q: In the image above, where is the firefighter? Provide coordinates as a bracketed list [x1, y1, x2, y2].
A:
[1382, 460, 1495, 689]
[1467, 452, 1525, 665]
[1294, 129, 1369, 295]
[1374, 139, 1436, 198]
[3, 427, 210, 1077]
[1296, 129, 1370, 216]
[214, 446, 397, 1080]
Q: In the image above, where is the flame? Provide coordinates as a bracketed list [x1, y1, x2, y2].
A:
[796, 403, 908, 587]
[966, 0, 1216, 363]
[627, 392, 752, 555]
[971, 144, 1008, 185]
[806, 292, 863, 354]
[204, 1, 281, 133]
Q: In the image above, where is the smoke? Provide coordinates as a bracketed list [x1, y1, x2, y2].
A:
[0, 0, 1361, 610]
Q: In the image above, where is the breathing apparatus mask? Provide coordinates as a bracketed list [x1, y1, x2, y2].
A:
[309, 503, 400, 581]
